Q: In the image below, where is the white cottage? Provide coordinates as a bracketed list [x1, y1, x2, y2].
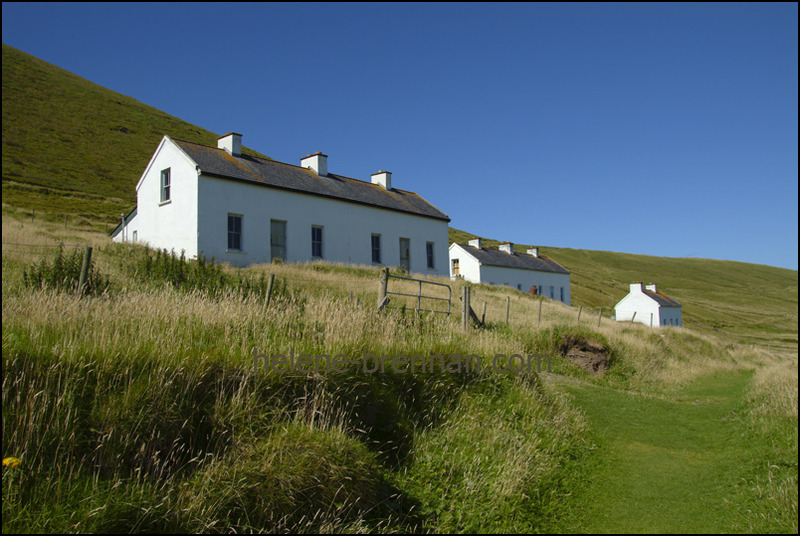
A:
[614, 282, 682, 327]
[449, 239, 571, 305]
[112, 133, 450, 274]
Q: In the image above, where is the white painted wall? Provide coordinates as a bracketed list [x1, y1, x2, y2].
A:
[479, 264, 571, 305]
[197, 174, 450, 274]
[448, 243, 571, 305]
[448, 244, 482, 282]
[658, 307, 682, 327]
[113, 137, 199, 258]
[615, 283, 682, 327]
[116, 137, 449, 275]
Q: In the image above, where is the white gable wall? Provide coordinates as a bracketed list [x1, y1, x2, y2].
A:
[448, 244, 571, 305]
[615, 292, 661, 326]
[449, 243, 482, 282]
[197, 174, 450, 273]
[113, 138, 199, 257]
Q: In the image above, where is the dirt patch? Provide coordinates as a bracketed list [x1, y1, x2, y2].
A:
[559, 337, 610, 376]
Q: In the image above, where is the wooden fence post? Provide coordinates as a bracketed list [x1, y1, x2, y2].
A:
[597, 308, 603, 327]
[377, 267, 389, 310]
[265, 273, 275, 306]
[462, 286, 470, 331]
[78, 247, 92, 295]
[630, 311, 637, 326]
[538, 299, 542, 327]
[577, 305, 583, 324]
[481, 301, 487, 326]
[506, 296, 510, 325]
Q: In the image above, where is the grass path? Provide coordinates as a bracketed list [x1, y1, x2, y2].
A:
[548, 371, 761, 533]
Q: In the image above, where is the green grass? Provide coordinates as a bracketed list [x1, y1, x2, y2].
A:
[548, 370, 797, 533]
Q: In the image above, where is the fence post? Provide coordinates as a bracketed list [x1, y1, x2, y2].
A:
[462, 286, 470, 331]
[650, 313, 653, 327]
[597, 308, 603, 328]
[630, 311, 637, 326]
[538, 299, 542, 327]
[78, 246, 93, 295]
[577, 305, 583, 324]
[265, 273, 275, 306]
[377, 267, 389, 310]
[64, 214, 68, 229]
[417, 280, 422, 316]
[506, 296, 510, 325]
[481, 301, 487, 326]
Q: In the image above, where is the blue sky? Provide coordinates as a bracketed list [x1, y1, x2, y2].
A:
[3, 3, 798, 269]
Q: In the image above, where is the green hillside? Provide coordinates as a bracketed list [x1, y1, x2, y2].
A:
[3, 43, 796, 350]
[449, 228, 798, 349]
[1, 44, 266, 224]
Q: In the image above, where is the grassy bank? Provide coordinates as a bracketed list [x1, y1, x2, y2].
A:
[2, 215, 797, 532]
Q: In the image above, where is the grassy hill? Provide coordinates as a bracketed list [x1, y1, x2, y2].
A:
[1, 44, 266, 225]
[2, 42, 796, 351]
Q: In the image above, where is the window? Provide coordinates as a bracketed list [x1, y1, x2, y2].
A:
[132, 230, 138, 242]
[560, 287, 564, 303]
[270, 220, 286, 260]
[228, 214, 242, 251]
[160, 168, 171, 202]
[452, 259, 460, 275]
[371, 234, 381, 264]
[399, 238, 410, 272]
[426, 242, 435, 269]
[517, 284, 522, 291]
[311, 226, 323, 258]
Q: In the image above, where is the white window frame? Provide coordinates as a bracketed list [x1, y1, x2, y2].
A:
[160, 168, 171, 203]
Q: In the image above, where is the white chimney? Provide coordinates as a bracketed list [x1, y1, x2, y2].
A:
[527, 247, 539, 258]
[630, 282, 643, 293]
[371, 170, 392, 190]
[646, 283, 657, 293]
[468, 238, 482, 249]
[499, 242, 514, 255]
[301, 152, 328, 176]
[217, 132, 242, 156]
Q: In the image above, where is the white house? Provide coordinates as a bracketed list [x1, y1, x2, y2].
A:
[614, 282, 682, 327]
[112, 133, 451, 274]
[449, 239, 571, 305]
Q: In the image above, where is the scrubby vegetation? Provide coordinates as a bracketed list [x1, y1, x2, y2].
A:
[2, 215, 797, 533]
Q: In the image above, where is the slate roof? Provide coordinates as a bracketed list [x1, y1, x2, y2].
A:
[643, 290, 681, 307]
[456, 244, 570, 274]
[172, 138, 450, 222]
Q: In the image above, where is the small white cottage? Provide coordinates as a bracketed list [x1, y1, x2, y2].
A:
[449, 239, 571, 305]
[112, 132, 450, 274]
[614, 282, 682, 327]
